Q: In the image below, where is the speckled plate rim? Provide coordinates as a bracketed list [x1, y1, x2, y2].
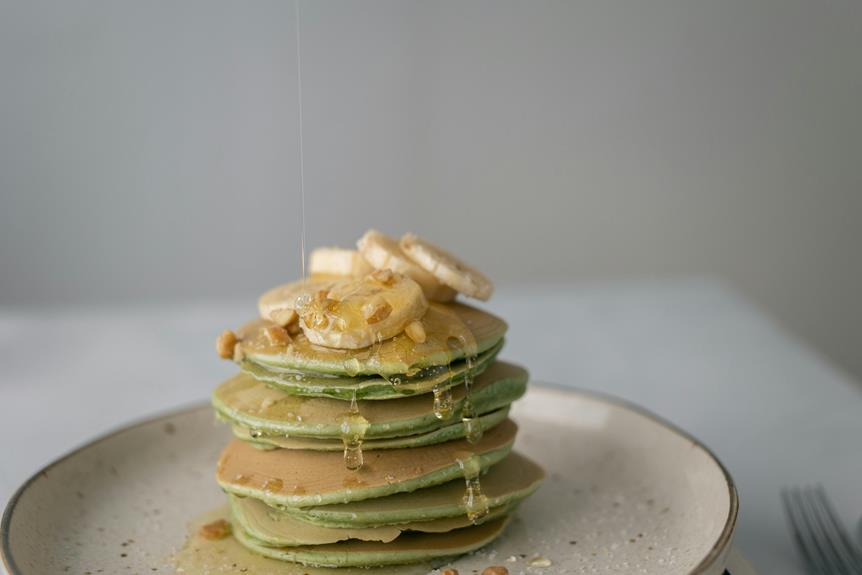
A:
[0, 385, 739, 575]
[0, 401, 205, 575]
[535, 381, 739, 575]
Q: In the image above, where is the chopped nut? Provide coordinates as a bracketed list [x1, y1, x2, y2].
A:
[481, 567, 508, 575]
[216, 330, 238, 359]
[370, 268, 397, 286]
[529, 556, 552, 567]
[263, 325, 290, 346]
[441, 569, 459, 575]
[286, 321, 303, 335]
[363, 301, 393, 324]
[198, 519, 231, 540]
[404, 320, 426, 343]
[270, 308, 297, 327]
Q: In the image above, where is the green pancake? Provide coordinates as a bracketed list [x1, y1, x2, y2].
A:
[233, 407, 510, 451]
[217, 420, 517, 508]
[231, 517, 510, 568]
[213, 361, 528, 440]
[280, 452, 545, 528]
[237, 303, 507, 378]
[240, 339, 502, 401]
[228, 494, 513, 547]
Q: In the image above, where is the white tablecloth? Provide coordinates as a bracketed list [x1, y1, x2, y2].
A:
[2, 279, 860, 574]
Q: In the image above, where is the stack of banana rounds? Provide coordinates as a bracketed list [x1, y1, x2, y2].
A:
[212, 230, 545, 568]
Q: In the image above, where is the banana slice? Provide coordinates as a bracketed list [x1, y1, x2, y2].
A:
[357, 230, 456, 302]
[309, 247, 373, 277]
[298, 270, 428, 349]
[258, 278, 339, 326]
[400, 233, 494, 301]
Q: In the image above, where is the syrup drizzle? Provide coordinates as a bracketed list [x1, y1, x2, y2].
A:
[448, 334, 482, 444]
[456, 453, 490, 524]
[263, 477, 284, 494]
[432, 382, 454, 420]
[341, 332, 379, 470]
[448, 334, 487, 524]
[294, 0, 308, 282]
[213, 0, 508, 546]
[340, 389, 369, 471]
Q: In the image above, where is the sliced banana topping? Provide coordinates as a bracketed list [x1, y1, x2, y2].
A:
[357, 229, 456, 303]
[258, 278, 338, 326]
[309, 247, 373, 277]
[400, 233, 494, 301]
[297, 269, 428, 350]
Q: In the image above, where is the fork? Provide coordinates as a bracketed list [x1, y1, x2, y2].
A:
[781, 485, 862, 574]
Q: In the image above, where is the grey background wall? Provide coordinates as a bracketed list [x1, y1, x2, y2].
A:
[1, 1, 861, 380]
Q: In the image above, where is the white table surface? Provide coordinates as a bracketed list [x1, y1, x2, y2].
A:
[2, 279, 861, 574]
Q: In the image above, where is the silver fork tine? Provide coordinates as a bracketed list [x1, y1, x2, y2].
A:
[797, 487, 855, 575]
[812, 485, 862, 573]
[783, 487, 831, 574]
[798, 486, 849, 574]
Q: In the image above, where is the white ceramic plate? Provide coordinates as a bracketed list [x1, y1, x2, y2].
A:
[1, 384, 737, 574]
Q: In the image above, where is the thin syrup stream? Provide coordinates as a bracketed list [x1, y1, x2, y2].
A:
[295, 0, 307, 281]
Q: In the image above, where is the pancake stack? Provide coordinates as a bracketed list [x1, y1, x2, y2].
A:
[211, 230, 544, 568]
